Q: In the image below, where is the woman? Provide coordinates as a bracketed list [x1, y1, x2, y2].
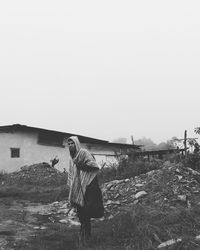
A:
[67, 136, 104, 241]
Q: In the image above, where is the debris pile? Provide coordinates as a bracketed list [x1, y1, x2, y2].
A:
[102, 161, 200, 218]
[37, 160, 200, 222]
[2, 162, 68, 186]
[3, 160, 200, 226]
[25, 200, 79, 227]
[1, 160, 200, 249]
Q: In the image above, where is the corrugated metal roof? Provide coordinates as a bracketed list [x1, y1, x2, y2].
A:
[0, 124, 108, 143]
[0, 124, 141, 149]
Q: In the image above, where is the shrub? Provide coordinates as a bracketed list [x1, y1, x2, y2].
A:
[183, 153, 200, 171]
[98, 156, 161, 183]
[108, 204, 200, 249]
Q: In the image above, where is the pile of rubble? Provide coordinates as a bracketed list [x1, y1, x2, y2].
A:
[3, 160, 200, 228]
[2, 162, 68, 186]
[24, 160, 200, 222]
[39, 160, 200, 224]
[25, 200, 79, 227]
[102, 161, 200, 218]
[13, 159, 200, 247]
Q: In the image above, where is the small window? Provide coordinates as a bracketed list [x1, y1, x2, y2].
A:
[38, 131, 64, 147]
[10, 148, 20, 158]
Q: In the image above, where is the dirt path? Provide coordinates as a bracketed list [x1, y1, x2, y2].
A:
[0, 198, 82, 250]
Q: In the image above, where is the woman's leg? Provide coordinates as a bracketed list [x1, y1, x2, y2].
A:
[76, 206, 85, 241]
[77, 206, 91, 241]
[84, 217, 91, 239]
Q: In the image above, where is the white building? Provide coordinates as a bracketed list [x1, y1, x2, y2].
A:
[0, 124, 141, 172]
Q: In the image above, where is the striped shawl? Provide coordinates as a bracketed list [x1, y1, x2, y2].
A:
[67, 137, 99, 207]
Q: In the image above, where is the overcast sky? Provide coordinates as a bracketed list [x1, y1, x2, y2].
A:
[0, 0, 200, 144]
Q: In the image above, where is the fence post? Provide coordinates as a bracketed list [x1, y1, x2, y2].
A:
[184, 130, 187, 157]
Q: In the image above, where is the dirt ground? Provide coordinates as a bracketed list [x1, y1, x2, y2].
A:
[0, 163, 115, 250]
[2, 161, 200, 249]
[0, 197, 119, 250]
[0, 198, 83, 250]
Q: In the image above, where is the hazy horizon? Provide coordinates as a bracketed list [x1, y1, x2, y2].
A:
[0, 1, 200, 145]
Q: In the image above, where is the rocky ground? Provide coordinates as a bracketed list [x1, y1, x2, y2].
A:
[102, 161, 200, 217]
[1, 161, 200, 249]
[1, 162, 68, 187]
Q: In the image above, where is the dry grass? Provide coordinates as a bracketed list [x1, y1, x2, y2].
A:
[0, 163, 69, 202]
[84, 204, 200, 250]
[3, 158, 200, 249]
[0, 184, 69, 202]
[98, 158, 161, 184]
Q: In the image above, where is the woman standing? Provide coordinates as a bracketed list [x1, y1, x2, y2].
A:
[67, 136, 104, 242]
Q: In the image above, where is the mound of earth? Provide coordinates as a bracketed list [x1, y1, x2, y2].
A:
[1, 162, 68, 186]
[39, 160, 200, 223]
[102, 161, 200, 218]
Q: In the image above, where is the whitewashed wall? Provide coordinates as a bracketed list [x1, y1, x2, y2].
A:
[0, 131, 69, 172]
[82, 143, 120, 167]
[0, 132, 129, 173]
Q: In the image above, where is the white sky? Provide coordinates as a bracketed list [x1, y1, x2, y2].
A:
[0, 0, 200, 144]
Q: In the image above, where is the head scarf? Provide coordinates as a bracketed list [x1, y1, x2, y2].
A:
[67, 136, 81, 157]
[67, 136, 99, 207]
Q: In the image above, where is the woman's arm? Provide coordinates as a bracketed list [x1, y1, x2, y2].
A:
[76, 150, 99, 172]
[77, 161, 99, 172]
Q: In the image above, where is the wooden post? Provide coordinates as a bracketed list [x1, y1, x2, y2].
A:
[175, 133, 198, 155]
[131, 136, 134, 145]
[184, 130, 187, 156]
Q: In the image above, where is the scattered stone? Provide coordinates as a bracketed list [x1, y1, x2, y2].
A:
[135, 191, 147, 199]
[195, 234, 200, 240]
[114, 194, 120, 199]
[135, 184, 144, 187]
[33, 226, 46, 230]
[99, 217, 105, 221]
[106, 184, 113, 191]
[2, 162, 68, 186]
[112, 201, 120, 205]
[188, 168, 200, 176]
[187, 200, 192, 209]
[177, 195, 187, 202]
[157, 238, 182, 249]
[177, 175, 183, 181]
[102, 161, 200, 219]
[104, 200, 113, 206]
[108, 215, 114, 220]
